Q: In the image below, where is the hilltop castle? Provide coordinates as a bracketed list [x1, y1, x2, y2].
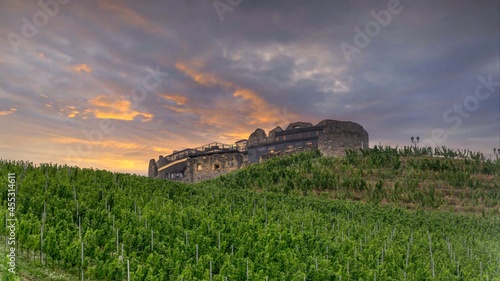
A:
[148, 119, 369, 182]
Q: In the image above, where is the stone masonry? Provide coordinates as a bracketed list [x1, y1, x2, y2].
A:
[148, 119, 368, 182]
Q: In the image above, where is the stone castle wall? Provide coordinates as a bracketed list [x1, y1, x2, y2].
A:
[149, 119, 369, 182]
[317, 120, 369, 157]
[182, 152, 246, 182]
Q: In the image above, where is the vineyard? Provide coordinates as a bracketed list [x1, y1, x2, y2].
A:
[0, 147, 499, 280]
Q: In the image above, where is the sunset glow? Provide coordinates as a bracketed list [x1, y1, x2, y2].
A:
[0, 1, 498, 175]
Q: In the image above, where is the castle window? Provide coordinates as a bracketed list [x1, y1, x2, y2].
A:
[197, 163, 202, 171]
[213, 163, 220, 170]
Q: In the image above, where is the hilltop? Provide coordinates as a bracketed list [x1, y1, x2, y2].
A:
[0, 147, 499, 280]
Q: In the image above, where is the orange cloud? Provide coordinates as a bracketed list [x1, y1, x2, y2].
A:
[232, 89, 275, 123]
[0, 108, 17, 116]
[49, 135, 149, 151]
[59, 105, 80, 118]
[73, 64, 93, 73]
[48, 136, 83, 145]
[175, 61, 300, 131]
[164, 105, 189, 113]
[161, 94, 187, 105]
[176, 62, 225, 87]
[86, 95, 153, 122]
[99, 1, 163, 33]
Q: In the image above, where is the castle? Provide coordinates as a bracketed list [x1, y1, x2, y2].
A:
[148, 119, 369, 182]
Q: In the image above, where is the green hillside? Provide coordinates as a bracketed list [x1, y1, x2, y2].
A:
[1, 147, 499, 280]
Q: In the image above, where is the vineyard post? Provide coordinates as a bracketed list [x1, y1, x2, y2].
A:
[81, 241, 84, 281]
[40, 225, 43, 265]
[480, 261, 483, 280]
[428, 231, 435, 278]
[382, 241, 385, 263]
[79, 217, 81, 240]
[196, 244, 198, 264]
[127, 259, 130, 281]
[116, 229, 119, 253]
[210, 261, 212, 281]
[406, 232, 413, 268]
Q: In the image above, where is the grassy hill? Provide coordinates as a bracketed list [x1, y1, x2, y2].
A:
[0, 147, 499, 280]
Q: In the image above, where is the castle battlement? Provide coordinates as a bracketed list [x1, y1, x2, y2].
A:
[149, 119, 368, 182]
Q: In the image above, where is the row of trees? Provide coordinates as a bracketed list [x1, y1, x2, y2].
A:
[0, 147, 498, 280]
[212, 147, 499, 211]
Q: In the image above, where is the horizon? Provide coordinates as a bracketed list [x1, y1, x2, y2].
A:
[1, 0, 499, 176]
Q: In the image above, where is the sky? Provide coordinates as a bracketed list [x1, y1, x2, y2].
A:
[0, 0, 499, 175]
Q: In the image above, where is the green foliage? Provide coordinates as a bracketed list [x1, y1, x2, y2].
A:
[0, 148, 499, 280]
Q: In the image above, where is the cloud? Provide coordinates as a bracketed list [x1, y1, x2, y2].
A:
[175, 61, 300, 128]
[0, 0, 497, 175]
[161, 94, 187, 105]
[59, 105, 80, 118]
[0, 108, 17, 116]
[85, 95, 153, 122]
[97, 1, 164, 34]
[176, 62, 224, 87]
[73, 64, 93, 73]
[163, 105, 189, 113]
